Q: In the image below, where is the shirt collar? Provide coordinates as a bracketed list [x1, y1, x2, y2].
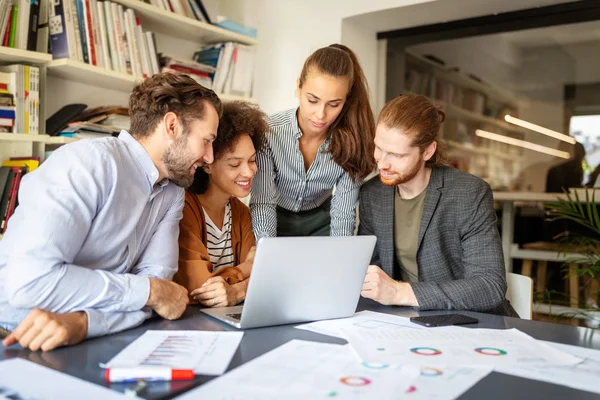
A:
[290, 108, 303, 140]
[118, 130, 168, 193]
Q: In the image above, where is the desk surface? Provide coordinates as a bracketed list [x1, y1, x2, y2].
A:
[493, 189, 600, 202]
[1, 300, 599, 399]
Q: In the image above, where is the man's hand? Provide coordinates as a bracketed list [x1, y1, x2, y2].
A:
[146, 278, 188, 320]
[361, 265, 418, 306]
[190, 277, 246, 307]
[2, 309, 88, 352]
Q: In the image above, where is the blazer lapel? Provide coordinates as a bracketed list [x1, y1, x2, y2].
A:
[417, 167, 444, 252]
[378, 183, 395, 277]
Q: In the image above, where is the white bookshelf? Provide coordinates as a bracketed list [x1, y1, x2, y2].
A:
[48, 59, 257, 102]
[406, 50, 518, 105]
[0, 132, 78, 144]
[48, 59, 139, 90]
[0, 46, 52, 65]
[111, 0, 259, 46]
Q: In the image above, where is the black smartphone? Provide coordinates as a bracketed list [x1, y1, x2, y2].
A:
[409, 314, 479, 327]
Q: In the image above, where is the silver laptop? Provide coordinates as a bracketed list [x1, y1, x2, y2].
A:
[201, 235, 377, 329]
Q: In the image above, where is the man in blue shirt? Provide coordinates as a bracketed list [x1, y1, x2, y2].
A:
[0, 73, 221, 351]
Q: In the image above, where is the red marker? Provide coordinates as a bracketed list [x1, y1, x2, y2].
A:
[105, 367, 195, 382]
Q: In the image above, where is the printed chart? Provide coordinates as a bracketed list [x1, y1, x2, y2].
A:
[175, 340, 420, 399]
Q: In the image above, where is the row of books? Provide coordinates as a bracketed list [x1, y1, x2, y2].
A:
[0, 64, 40, 134]
[194, 42, 255, 97]
[141, 0, 211, 23]
[50, 0, 161, 78]
[0, 158, 39, 233]
[0, 0, 49, 52]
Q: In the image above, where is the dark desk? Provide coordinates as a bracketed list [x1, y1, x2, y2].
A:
[1, 300, 599, 399]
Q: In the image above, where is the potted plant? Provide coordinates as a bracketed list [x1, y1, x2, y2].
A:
[546, 190, 600, 328]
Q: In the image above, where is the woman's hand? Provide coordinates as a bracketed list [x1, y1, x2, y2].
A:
[190, 277, 246, 307]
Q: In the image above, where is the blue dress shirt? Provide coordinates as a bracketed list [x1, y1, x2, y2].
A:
[0, 131, 184, 337]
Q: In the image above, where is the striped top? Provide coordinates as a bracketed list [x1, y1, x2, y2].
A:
[203, 201, 234, 271]
[250, 108, 362, 238]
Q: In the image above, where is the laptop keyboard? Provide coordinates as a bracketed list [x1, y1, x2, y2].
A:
[226, 313, 242, 321]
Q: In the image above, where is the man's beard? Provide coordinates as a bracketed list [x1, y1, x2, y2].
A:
[162, 133, 199, 188]
[379, 154, 423, 187]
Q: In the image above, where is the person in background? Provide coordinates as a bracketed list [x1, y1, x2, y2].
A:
[0, 73, 221, 351]
[175, 101, 268, 307]
[250, 44, 376, 238]
[358, 94, 517, 316]
[545, 141, 586, 193]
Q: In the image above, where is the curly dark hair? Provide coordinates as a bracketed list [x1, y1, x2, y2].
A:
[190, 101, 269, 194]
[128, 72, 223, 138]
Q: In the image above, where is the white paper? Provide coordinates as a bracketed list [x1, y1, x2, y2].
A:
[496, 341, 600, 394]
[0, 358, 126, 399]
[342, 326, 583, 367]
[295, 310, 423, 339]
[174, 340, 420, 399]
[403, 365, 493, 399]
[103, 330, 243, 375]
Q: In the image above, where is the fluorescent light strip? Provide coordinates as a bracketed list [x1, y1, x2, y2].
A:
[475, 129, 570, 159]
[504, 115, 576, 144]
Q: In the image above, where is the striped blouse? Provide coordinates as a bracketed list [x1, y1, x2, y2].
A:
[250, 108, 362, 239]
[203, 201, 234, 271]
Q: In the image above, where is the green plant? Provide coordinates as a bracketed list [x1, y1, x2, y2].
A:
[546, 189, 600, 327]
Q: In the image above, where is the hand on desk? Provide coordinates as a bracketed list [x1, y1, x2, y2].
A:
[361, 265, 419, 307]
[2, 309, 88, 352]
[147, 278, 188, 320]
[191, 277, 247, 307]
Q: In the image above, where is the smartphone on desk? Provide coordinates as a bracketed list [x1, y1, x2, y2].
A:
[409, 314, 478, 327]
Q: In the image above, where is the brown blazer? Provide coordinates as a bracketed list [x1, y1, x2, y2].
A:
[174, 191, 256, 294]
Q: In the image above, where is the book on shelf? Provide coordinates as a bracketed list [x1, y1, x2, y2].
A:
[0, 159, 39, 233]
[193, 42, 255, 97]
[159, 54, 214, 88]
[53, 104, 130, 137]
[214, 16, 257, 38]
[0, 65, 39, 134]
[48, 0, 160, 79]
[0, 0, 49, 51]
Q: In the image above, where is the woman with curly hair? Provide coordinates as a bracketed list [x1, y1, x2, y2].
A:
[174, 101, 268, 307]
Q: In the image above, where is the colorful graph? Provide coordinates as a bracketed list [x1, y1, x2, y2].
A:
[142, 335, 196, 366]
[339, 376, 372, 387]
[361, 362, 390, 369]
[410, 347, 442, 356]
[474, 347, 507, 356]
[420, 367, 444, 376]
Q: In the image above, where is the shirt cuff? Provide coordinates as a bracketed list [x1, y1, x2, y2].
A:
[123, 275, 151, 312]
[84, 309, 103, 338]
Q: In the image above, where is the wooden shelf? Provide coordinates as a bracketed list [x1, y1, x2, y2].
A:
[47, 58, 257, 102]
[0, 132, 78, 144]
[111, 0, 259, 46]
[406, 51, 518, 105]
[0, 46, 52, 65]
[446, 140, 521, 161]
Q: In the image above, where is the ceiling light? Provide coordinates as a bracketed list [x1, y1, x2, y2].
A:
[475, 129, 570, 159]
[504, 115, 576, 144]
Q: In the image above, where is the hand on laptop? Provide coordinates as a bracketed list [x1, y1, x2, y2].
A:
[190, 277, 247, 307]
[361, 265, 418, 306]
[147, 278, 189, 320]
[2, 309, 88, 352]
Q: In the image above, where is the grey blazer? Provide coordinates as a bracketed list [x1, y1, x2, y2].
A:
[358, 166, 517, 317]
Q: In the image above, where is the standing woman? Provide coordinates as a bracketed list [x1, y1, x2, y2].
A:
[250, 44, 376, 238]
